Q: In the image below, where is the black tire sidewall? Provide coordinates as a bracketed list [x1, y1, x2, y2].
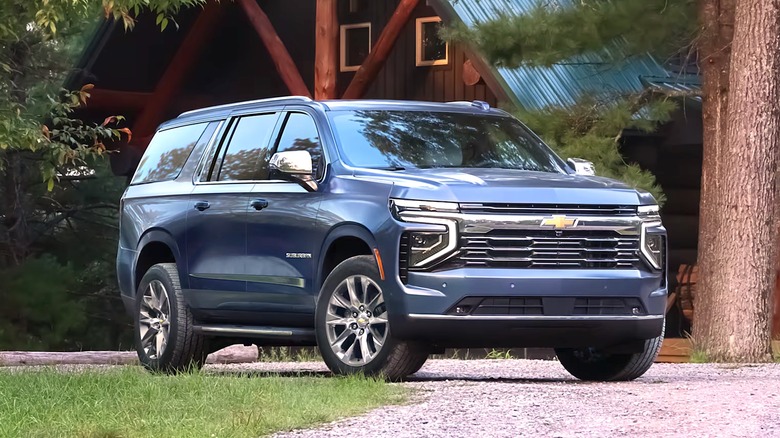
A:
[134, 264, 182, 370]
[315, 255, 400, 376]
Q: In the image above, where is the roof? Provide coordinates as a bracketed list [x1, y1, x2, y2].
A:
[434, 0, 700, 111]
[165, 97, 509, 129]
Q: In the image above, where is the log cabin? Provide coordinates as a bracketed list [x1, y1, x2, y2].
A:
[67, 0, 779, 341]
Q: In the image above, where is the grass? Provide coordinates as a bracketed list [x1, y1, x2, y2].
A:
[0, 367, 405, 438]
[257, 346, 321, 362]
[484, 349, 514, 360]
[689, 349, 710, 363]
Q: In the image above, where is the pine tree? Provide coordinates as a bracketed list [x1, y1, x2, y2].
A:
[445, 0, 698, 202]
[694, 0, 778, 362]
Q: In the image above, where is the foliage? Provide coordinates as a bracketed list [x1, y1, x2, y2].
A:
[0, 368, 405, 437]
[0, 0, 205, 350]
[517, 94, 677, 204]
[445, 0, 697, 68]
[446, 0, 698, 203]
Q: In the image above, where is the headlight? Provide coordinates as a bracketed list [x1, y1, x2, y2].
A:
[640, 224, 664, 270]
[638, 204, 661, 222]
[638, 204, 663, 270]
[409, 231, 451, 267]
[391, 199, 459, 268]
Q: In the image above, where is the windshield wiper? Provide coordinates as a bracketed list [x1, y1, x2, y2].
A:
[367, 166, 406, 171]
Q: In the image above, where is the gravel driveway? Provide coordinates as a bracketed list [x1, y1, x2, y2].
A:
[212, 359, 780, 438]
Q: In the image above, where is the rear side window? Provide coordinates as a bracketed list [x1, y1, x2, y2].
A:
[131, 122, 209, 184]
[217, 113, 278, 181]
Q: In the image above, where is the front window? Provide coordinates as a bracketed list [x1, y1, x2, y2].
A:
[328, 110, 567, 173]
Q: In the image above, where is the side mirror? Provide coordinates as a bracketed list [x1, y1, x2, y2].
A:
[567, 158, 596, 176]
[269, 150, 318, 192]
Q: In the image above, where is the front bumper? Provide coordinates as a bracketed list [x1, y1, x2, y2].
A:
[387, 267, 666, 348]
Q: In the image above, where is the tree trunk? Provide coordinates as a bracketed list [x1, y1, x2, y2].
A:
[694, 0, 779, 362]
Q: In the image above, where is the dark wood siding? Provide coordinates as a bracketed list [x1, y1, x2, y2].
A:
[336, 0, 499, 105]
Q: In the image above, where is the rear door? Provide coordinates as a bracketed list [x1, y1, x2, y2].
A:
[244, 110, 326, 326]
[185, 111, 282, 317]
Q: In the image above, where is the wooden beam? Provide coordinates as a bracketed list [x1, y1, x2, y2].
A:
[342, 0, 419, 99]
[314, 0, 338, 99]
[85, 89, 212, 113]
[85, 89, 151, 112]
[132, 1, 225, 140]
[237, 0, 311, 97]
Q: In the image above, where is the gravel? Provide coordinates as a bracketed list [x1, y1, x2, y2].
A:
[210, 359, 780, 438]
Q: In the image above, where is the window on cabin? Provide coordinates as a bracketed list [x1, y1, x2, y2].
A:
[216, 113, 279, 181]
[416, 17, 448, 67]
[340, 23, 371, 72]
[273, 112, 325, 180]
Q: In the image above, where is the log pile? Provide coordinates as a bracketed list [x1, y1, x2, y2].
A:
[0, 345, 258, 367]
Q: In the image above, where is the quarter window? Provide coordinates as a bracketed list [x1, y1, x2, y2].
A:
[131, 122, 209, 184]
[274, 112, 324, 180]
[217, 113, 278, 181]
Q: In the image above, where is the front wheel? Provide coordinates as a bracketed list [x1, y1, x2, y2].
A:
[555, 321, 664, 381]
[315, 255, 428, 381]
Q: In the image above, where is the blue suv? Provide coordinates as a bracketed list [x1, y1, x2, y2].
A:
[117, 97, 667, 381]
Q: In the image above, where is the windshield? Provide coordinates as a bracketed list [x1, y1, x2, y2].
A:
[328, 110, 566, 173]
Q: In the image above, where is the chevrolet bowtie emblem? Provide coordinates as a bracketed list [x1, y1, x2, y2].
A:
[540, 215, 577, 230]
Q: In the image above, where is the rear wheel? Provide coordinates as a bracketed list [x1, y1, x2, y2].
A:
[135, 263, 206, 373]
[315, 255, 428, 381]
[555, 322, 664, 381]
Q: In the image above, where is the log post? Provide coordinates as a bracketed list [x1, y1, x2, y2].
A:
[237, 0, 311, 97]
[315, 0, 338, 99]
[342, 0, 419, 99]
[132, 1, 225, 141]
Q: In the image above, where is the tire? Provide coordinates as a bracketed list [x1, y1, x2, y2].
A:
[555, 320, 665, 381]
[134, 263, 207, 373]
[315, 255, 428, 381]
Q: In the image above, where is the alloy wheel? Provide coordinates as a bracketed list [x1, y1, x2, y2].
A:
[138, 279, 171, 360]
[325, 275, 388, 365]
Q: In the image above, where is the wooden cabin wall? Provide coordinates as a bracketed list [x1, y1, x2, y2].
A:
[180, 1, 316, 106]
[337, 0, 498, 104]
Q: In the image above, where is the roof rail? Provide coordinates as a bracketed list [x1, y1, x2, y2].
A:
[447, 100, 491, 110]
[178, 96, 313, 118]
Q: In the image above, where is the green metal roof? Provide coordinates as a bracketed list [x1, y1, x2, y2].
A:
[440, 0, 699, 110]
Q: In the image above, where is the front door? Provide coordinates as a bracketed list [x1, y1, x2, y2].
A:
[245, 111, 325, 326]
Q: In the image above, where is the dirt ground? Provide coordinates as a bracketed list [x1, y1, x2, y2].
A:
[210, 359, 780, 438]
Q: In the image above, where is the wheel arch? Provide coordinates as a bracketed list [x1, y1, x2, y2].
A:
[134, 229, 184, 293]
[317, 223, 378, 293]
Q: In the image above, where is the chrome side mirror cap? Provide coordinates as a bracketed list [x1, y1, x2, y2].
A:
[270, 150, 313, 175]
[567, 158, 596, 176]
[269, 150, 317, 191]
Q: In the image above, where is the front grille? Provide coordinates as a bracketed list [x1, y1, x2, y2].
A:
[447, 296, 645, 316]
[455, 229, 640, 269]
[459, 203, 637, 216]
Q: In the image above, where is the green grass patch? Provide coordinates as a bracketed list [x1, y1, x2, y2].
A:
[689, 349, 710, 363]
[0, 367, 405, 438]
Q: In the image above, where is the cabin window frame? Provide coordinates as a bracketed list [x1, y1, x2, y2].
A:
[415, 16, 449, 67]
[340, 22, 372, 72]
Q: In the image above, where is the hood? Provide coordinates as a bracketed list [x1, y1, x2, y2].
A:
[353, 168, 651, 205]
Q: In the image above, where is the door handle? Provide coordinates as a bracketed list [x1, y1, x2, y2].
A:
[250, 199, 269, 211]
[194, 201, 210, 211]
